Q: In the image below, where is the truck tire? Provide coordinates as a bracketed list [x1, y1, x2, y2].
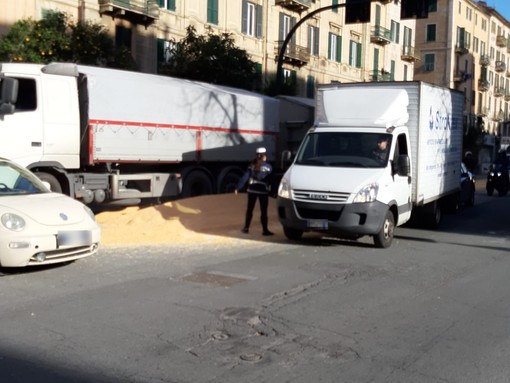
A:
[217, 167, 243, 194]
[181, 170, 213, 198]
[373, 210, 394, 248]
[283, 227, 303, 240]
[487, 185, 494, 196]
[34, 172, 62, 194]
[424, 200, 441, 229]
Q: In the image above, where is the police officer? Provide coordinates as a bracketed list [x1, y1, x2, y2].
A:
[235, 147, 274, 236]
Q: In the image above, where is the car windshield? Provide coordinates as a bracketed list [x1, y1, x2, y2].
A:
[295, 131, 392, 168]
[0, 161, 49, 195]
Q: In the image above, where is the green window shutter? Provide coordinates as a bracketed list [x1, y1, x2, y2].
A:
[159, 0, 164, 7]
[207, 0, 218, 25]
[167, 0, 175, 11]
[256, 5, 263, 38]
[328, 32, 333, 59]
[332, 0, 338, 13]
[357, 42, 362, 68]
[336, 35, 342, 62]
[306, 75, 315, 98]
[242, 0, 247, 34]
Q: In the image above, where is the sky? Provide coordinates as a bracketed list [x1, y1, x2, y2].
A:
[484, 1, 510, 21]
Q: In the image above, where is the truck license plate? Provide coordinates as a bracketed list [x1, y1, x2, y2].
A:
[307, 219, 328, 229]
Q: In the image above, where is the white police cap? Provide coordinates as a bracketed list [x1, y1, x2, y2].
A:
[256, 147, 266, 154]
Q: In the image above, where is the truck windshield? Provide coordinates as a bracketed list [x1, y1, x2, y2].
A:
[295, 132, 392, 168]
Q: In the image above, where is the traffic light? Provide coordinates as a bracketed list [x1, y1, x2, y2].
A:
[401, 0, 430, 19]
[345, 0, 371, 24]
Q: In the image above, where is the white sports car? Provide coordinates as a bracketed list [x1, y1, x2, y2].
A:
[0, 158, 101, 267]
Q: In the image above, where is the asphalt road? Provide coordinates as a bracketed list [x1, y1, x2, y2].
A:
[1, 182, 509, 383]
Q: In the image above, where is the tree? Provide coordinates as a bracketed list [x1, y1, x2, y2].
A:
[160, 26, 257, 91]
[0, 11, 136, 69]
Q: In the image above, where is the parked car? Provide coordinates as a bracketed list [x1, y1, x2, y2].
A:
[460, 162, 475, 207]
[0, 158, 101, 267]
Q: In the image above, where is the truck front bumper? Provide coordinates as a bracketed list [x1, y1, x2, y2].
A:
[277, 197, 387, 236]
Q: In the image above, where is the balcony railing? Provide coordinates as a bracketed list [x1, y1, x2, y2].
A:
[477, 106, 489, 117]
[275, 0, 311, 13]
[478, 79, 490, 92]
[453, 71, 471, 83]
[401, 45, 420, 62]
[274, 41, 310, 67]
[494, 86, 505, 97]
[455, 41, 469, 55]
[370, 25, 392, 45]
[479, 55, 491, 66]
[495, 60, 507, 73]
[98, 0, 159, 24]
[505, 91, 510, 102]
[370, 70, 391, 82]
[497, 35, 507, 48]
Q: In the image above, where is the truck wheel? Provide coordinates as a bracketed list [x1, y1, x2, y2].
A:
[181, 171, 213, 198]
[373, 210, 394, 248]
[34, 172, 62, 194]
[283, 227, 303, 240]
[424, 200, 441, 229]
[487, 185, 494, 196]
[217, 168, 242, 194]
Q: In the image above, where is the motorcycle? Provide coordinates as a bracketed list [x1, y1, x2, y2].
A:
[486, 162, 509, 196]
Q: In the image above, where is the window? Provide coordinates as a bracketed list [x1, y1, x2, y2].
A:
[157, 39, 174, 68]
[12, 78, 37, 112]
[349, 40, 362, 68]
[424, 53, 435, 71]
[115, 26, 131, 50]
[403, 65, 408, 81]
[328, 33, 342, 62]
[390, 20, 400, 43]
[306, 75, 315, 98]
[242, 0, 262, 38]
[158, 0, 175, 11]
[481, 41, 486, 55]
[426, 24, 436, 42]
[279, 13, 295, 42]
[403, 26, 412, 48]
[466, 7, 471, 21]
[428, 0, 437, 12]
[207, 0, 218, 25]
[308, 25, 320, 56]
[473, 37, 479, 53]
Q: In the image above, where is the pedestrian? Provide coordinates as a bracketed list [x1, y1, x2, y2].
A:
[235, 147, 274, 236]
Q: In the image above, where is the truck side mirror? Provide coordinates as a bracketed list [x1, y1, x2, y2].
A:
[0, 77, 18, 115]
[396, 154, 411, 176]
[280, 150, 292, 169]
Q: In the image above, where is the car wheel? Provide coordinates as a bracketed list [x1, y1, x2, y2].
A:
[373, 210, 394, 248]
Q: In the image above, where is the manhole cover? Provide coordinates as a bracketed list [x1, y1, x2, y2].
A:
[183, 271, 250, 287]
[239, 352, 263, 362]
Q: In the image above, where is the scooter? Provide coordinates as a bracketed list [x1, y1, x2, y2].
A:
[486, 163, 509, 196]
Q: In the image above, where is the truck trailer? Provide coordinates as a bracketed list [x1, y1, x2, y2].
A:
[277, 81, 464, 248]
[0, 62, 279, 205]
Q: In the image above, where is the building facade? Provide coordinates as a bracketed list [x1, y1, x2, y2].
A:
[413, 0, 510, 137]
[0, 0, 418, 97]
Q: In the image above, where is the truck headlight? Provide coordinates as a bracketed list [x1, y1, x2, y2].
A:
[278, 177, 291, 199]
[353, 183, 379, 203]
[1, 213, 26, 231]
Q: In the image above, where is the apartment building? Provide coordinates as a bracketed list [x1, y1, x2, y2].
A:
[0, 0, 418, 97]
[413, 0, 510, 137]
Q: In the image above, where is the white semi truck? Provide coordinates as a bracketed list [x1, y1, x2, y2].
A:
[0, 62, 280, 206]
[277, 81, 464, 248]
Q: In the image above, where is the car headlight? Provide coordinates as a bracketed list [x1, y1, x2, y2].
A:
[353, 183, 379, 203]
[278, 177, 291, 199]
[1, 213, 26, 231]
[83, 205, 96, 221]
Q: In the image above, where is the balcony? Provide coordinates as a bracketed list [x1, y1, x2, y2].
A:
[274, 41, 310, 67]
[479, 55, 491, 66]
[454, 71, 471, 83]
[370, 70, 391, 82]
[494, 86, 505, 97]
[455, 41, 469, 55]
[370, 25, 392, 46]
[98, 0, 159, 25]
[505, 91, 510, 102]
[477, 107, 489, 117]
[401, 45, 420, 62]
[275, 0, 311, 13]
[495, 60, 507, 73]
[478, 79, 490, 92]
[497, 35, 507, 48]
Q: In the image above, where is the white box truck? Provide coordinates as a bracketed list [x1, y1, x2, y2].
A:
[0, 62, 279, 206]
[277, 81, 464, 248]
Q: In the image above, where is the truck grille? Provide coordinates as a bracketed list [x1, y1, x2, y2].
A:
[292, 189, 350, 203]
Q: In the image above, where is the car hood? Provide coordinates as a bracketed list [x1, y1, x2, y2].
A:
[0, 193, 90, 226]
